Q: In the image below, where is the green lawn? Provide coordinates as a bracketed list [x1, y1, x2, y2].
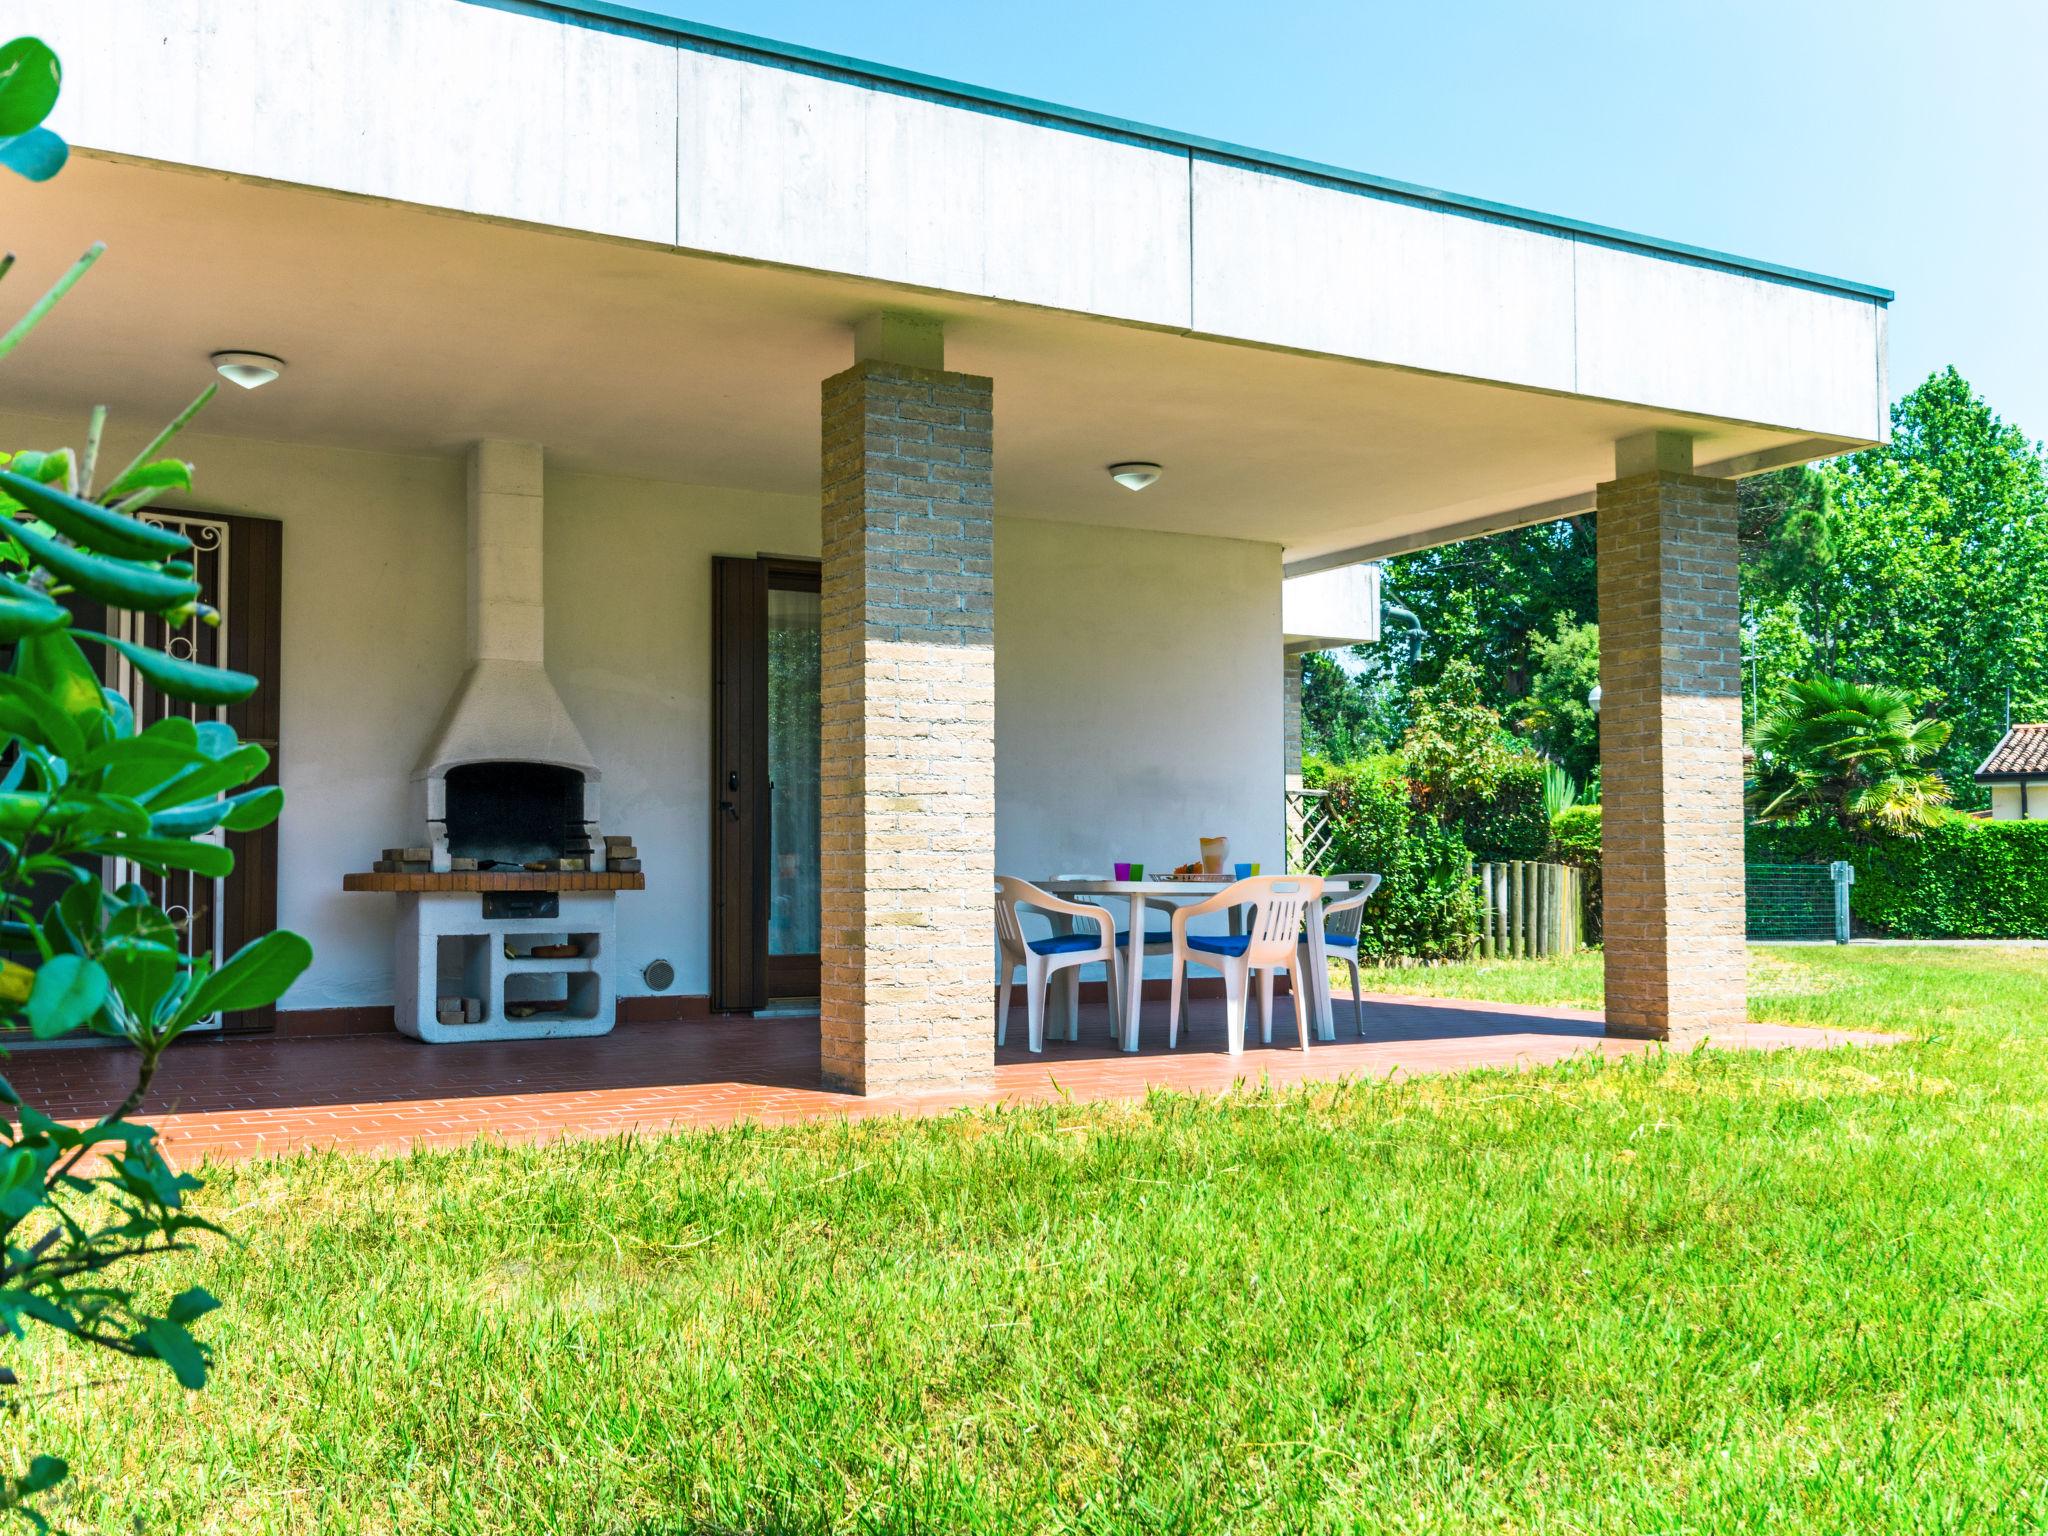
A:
[19, 945, 2048, 1533]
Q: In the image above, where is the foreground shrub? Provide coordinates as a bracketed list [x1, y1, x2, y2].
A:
[1307, 755, 1478, 961]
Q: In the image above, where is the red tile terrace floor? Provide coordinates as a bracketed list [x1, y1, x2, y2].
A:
[3, 996, 1898, 1165]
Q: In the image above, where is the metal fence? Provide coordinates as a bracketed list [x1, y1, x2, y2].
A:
[1746, 861, 1855, 942]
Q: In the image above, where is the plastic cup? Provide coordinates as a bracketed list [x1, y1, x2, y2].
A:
[1114, 861, 1132, 881]
[1128, 863, 1144, 881]
[1234, 862, 1252, 879]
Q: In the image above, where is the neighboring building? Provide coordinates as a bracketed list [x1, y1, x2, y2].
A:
[1977, 725, 2048, 819]
[3, 0, 1891, 1089]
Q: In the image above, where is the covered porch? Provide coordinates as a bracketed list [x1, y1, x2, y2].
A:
[1, 0, 1892, 1105]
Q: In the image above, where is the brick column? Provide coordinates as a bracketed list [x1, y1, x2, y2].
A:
[819, 358, 995, 1095]
[1597, 433, 1746, 1043]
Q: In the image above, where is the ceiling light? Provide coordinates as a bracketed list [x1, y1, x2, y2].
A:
[210, 350, 285, 390]
[1109, 462, 1162, 492]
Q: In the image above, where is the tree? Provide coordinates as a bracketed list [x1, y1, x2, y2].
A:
[1379, 516, 1597, 701]
[1743, 370, 2048, 806]
[0, 36, 312, 1526]
[1299, 649, 1404, 763]
[1747, 677, 1954, 835]
[1518, 614, 1600, 783]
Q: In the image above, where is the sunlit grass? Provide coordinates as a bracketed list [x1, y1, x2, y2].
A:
[16, 946, 2048, 1533]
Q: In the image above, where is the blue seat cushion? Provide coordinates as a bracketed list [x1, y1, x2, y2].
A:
[1115, 931, 1175, 947]
[1324, 929, 1360, 950]
[1027, 932, 1102, 956]
[1185, 932, 1252, 958]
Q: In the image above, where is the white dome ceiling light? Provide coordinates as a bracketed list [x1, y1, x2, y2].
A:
[210, 350, 286, 390]
[1109, 462, 1162, 492]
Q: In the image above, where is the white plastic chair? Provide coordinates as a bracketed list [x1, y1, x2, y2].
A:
[1305, 874, 1383, 1036]
[1166, 874, 1325, 1054]
[994, 876, 1123, 1053]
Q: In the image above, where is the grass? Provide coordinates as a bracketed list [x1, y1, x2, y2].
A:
[16, 945, 2048, 1533]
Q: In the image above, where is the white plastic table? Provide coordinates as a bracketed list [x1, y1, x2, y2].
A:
[1034, 875, 1370, 1051]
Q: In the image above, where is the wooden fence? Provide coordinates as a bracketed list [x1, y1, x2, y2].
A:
[1473, 860, 1583, 959]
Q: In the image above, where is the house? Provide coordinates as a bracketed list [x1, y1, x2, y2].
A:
[0, 0, 1890, 1093]
[1977, 725, 2048, 819]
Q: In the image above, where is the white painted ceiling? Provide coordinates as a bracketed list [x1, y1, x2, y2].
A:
[0, 155, 1851, 564]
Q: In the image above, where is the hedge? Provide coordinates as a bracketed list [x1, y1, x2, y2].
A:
[1747, 820, 2048, 939]
[1307, 755, 1479, 962]
[1453, 755, 1551, 862]
[1550, 804, 1603, 941]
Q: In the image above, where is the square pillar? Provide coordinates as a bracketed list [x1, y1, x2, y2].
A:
[819, 360, 996, 1095]
[1596, 439, 1746, 1043]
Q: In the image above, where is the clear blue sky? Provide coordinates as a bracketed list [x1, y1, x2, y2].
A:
[641, 0, 2047, 444]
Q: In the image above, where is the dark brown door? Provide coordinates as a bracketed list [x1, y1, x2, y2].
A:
[105, 510, 283, 1033]
[711, 555, 820, 1011]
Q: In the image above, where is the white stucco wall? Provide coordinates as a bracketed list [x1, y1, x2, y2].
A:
[542, 468, 818, 1004]
[996, 518, 1283, 974]
[1989, 784, 2048, 820]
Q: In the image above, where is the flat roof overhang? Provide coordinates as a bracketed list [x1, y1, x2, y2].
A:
[4, 0, 1891, 564]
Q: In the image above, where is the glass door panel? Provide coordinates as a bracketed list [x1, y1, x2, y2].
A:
[765, 584, 820, 996]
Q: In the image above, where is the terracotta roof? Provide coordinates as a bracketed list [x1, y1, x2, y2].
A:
[1977, 724, 2048, 780]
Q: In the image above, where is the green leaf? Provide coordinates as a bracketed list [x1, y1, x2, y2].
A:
[0, 468, 191, 561]
[98, 936, 177, 1023]
[0, 449, 68, 486]
[0, 125, 66, 182]
[11, 629, 109, 741]
[101, 458, 193, 495]
[23, 954, 106, 1038]
[59, 791, 151, 840]
[0, 573, 69, 640]
[220, 784, 283, 832]
[104, 901, 176, 949]
[79, 835, 234, 879]
[148, 799, 230, 838]
[141, 1317, 208, 1390]
[46, 878, 101, 958]
[5, 520, 200, 613]
[144, 743, 268, 809]
[187, 930, 311, 1023]
[74, 630, 255, 707]
[0, 791, 60, 835]
[0, 38, 61, 136]
[0, 673, 86, 761]
[192, 719, 237, 759]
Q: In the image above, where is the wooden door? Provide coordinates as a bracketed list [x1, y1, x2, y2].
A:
[711, 555, 820, 1011]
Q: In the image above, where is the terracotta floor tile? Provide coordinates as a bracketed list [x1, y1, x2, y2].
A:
[0, 994, 1901, 1164]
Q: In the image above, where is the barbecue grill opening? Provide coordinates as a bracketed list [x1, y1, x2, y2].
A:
[443, 761, 586, 868]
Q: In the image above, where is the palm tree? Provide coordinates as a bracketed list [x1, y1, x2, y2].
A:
[1747, 678, 1954, 835]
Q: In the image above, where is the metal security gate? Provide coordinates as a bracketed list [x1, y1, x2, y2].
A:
[106, 515, 233, 1025]
[96, 511, 283, 1032]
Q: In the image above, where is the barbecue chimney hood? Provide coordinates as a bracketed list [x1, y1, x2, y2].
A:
[412, 440, 600, 836]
